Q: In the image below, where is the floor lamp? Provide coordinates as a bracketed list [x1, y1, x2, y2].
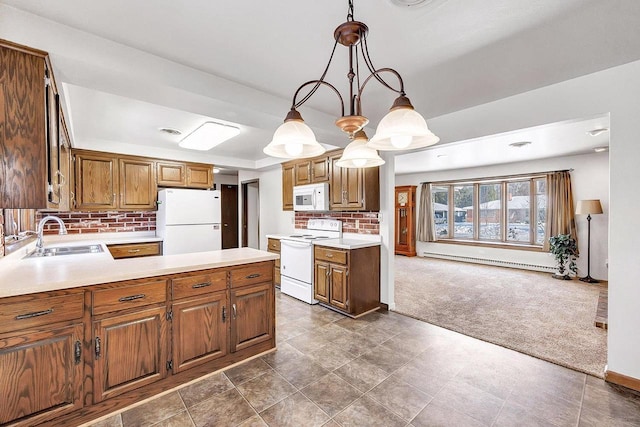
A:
[575, 199, 603, 283]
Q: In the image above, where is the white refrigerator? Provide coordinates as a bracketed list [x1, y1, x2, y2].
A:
[156, 188, 222, 255]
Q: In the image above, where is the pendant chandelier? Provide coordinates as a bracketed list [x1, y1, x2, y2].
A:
[263, 0, 439, 167]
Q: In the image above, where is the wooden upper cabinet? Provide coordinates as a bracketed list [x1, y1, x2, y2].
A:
[329, 151, 379, 211]
[0, 40, 48, 208]
[74, 151, 118, 210]
[282, 163, 295, 211]
[119, 158, 156, 209]
[156, 161, 185, 187]
[292, 157, 330, 186]
[186, 164, 213, 189]
[157, 160, 213, 189]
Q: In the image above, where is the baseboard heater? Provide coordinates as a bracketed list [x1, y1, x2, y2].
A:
[421, 252, 555, 273]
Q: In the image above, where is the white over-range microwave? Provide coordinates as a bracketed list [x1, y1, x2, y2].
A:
[293, 183, 329, 211]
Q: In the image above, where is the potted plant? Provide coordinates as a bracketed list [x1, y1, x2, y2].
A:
[549, 234, 579, 280]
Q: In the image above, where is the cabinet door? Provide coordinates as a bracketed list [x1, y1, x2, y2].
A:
[230, 282, 273, 353]
[282, 164, 295, 211]
[45, 73, 61, 207]
[314, 261, 330, 304]
[329, 265, 349, 312]
[0, 47, 48, 208]
[343, 167, 363, 208]
[0, 324, 83, 426]
[58, 134, 71, 211]
[329, 154, 346, 208]
[75, 153, 118, 210]
[119, 158, 156, 210]
[311, 157, 330, 183]
[157, 161, 186, 187]
[294, 161, 311, 185]
[186, 164, 213, 189]
[172, 293, 228, 373]
[93, 306, 167, 402]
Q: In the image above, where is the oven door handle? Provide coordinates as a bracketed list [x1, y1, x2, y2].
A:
[281, 240, 312, 249]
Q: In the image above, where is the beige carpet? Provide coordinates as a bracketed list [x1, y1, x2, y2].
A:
[394, 256, 607, 378]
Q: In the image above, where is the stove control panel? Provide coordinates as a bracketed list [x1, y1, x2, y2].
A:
[307, 219, 342, 233]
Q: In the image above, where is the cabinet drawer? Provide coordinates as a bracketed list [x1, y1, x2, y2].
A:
[93, 280, 167, 315]
[172, 270, 228, 300]
[267, 238, 281, 252]
[230, 262, 273, 288]
[314, 246, 348, 265]
[0, 292, 84, 334]
[108, 242, 162, 259]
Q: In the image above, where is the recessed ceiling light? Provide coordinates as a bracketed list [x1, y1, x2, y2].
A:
[213, 168, 221, 174]
[509, 141, 532, 148]
[587, 128, 609, 136]
[179, 121, 240, 151]
[159, 127, 182, 136]
[594, 147, 609, 153]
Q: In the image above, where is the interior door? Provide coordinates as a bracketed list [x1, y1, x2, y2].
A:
[221, 184, 239, 249]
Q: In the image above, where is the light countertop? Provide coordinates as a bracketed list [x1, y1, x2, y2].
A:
[313, 238, 381, 250]
[0, 234, 278, 299]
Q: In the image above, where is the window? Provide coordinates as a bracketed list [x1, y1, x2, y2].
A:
[430, 175, 546, 247]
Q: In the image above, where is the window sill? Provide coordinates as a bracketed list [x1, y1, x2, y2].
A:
[432, 239, 546, 252]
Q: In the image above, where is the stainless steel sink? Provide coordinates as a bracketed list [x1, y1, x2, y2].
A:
[25, 244, 104, 258]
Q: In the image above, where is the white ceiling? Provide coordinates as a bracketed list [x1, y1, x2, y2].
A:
[1, 0, 637, 172]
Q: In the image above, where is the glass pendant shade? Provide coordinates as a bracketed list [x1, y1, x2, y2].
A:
[368, 105, 439, 151]
[263, 114, 326, 159]
[335, 131, 385, 168]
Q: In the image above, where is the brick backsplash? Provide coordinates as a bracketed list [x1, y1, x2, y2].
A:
[294, 211, 380, 235]
[36, 211, 156, 234]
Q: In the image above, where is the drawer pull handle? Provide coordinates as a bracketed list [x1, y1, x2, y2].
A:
[127, 249, 141, 253]
[15, 308, 53, 320]
[326, 253, 333, 258]
[245, 273, 261, 279]
[118, 294, 145, 302]
[192, 282, 211, 289]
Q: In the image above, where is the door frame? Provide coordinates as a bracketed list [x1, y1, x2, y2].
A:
[241, 179, 260, 249]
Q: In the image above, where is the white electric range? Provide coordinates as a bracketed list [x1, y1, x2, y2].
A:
[279, 219, 342, 304]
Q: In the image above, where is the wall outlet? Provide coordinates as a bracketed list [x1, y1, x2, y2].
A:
[355, 219, 360, 228]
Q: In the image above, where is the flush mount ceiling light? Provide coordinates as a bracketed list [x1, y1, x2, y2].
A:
[159, 127, 182, 136]
[213, 167, 221, 174]
[509, 141, 532, 148]
[587, 128, 609, 136]
[179, 121, 240, 151]
[335, 130, 385, 168]
[264, 0, 439, 163]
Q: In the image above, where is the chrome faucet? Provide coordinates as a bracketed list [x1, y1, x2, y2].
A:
[35, 215, 68, 250]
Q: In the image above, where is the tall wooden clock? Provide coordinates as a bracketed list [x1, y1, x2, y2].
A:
[395, 185, 417, 256]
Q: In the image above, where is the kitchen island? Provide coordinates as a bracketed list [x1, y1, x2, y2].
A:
[0, 241, 278, 427]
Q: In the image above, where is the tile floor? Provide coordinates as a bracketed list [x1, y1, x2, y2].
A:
[87, 290, 640, 427]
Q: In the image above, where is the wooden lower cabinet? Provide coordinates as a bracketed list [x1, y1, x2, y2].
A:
[267, 238, 281, 287]
[0, 323, 84, 426]
[314, 245, 380, 317]
[0, 260, 275, 426]
[230, 282, 273, 353]
[172, 292, 228, 373]
[92, 306, 168, 402]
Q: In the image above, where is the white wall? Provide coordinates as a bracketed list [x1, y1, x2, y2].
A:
[396, 152, 610, 280]
[214, 174, 238, 186]
[238, 168, 294, 251]
[397, 59, 640, 381]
